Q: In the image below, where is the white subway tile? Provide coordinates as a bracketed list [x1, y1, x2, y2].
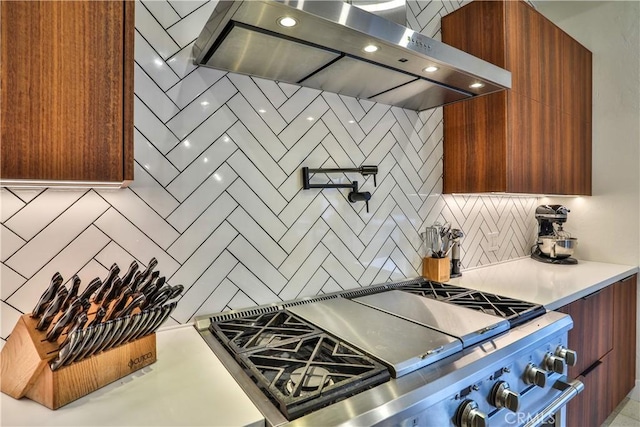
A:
[140, 1, 180, 28]
[172, 251, 237, 323]
[168, 193, 237, 263]
[227, 207, 287, 268]
[7, 225, 110, 314]
[134, 129, 179, 187]
[167, 163, 237, 232]
[135, 31, 180, 92]
[0, 189, 24, 222]
[134, 97, 179, 155]
[0, 264, 26, 301]
[4, 190, 85, 241]
[166, 77, 237, 140]
[129, 163, 180, 219]
[227, 122, 287, 187]
[166, 1, 216, 47]
[279, 244, 330, 300]
[94, 209, 180, 278]
[228, 236, 287, 294]
[1, 225, 25, 262]
[167, 133, 238, 201]
[135, 65, 180, 123]
[4, 192, 109, 278]
[97, 188, 179, 250]
[227, 180, 288, 241]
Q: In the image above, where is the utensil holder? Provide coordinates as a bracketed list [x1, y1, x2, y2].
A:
[423, 257, 451, 282]
[0, 313, 156, 409]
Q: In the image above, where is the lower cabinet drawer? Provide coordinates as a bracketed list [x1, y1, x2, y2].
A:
[557, 285, 614, 377]
[564, 351, 613, 427]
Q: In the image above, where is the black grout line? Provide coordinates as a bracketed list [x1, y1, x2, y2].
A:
[134, 29, 181, 82]
[139, 1, 183, 53]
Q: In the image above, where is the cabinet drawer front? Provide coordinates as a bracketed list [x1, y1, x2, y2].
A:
[558, 285, 614, 377]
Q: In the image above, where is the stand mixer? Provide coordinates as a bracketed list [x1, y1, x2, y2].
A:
[531, 205, 578, 264]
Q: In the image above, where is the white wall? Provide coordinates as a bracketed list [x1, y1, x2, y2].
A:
[534, 0, 640, 394]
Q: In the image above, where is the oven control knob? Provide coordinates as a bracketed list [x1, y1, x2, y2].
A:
[543, 352, 565, 374]
[555, 345, 578, 366]
[524, 363, 547, 387]
[455, 400, 488, 427]
[491, 381, 520, 412]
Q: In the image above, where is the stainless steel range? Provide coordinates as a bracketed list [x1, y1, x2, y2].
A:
[195, 279, 583, 426]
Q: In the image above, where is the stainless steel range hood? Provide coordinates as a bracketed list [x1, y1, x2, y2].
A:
[193, 0, 511, 111]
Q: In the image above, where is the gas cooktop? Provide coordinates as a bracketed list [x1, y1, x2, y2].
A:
[197, 278, 581, 426]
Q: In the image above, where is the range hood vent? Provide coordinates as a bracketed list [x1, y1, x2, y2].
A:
[193, 0, 511, 111]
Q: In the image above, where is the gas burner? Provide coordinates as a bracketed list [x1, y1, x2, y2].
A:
[238, 332, 390, 420]
[284, 366, 335, 396]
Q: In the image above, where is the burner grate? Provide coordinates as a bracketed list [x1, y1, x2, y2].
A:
[210, 311, 322, 354]
[240, 333, 390, 420]
[395, 280, 546, 326]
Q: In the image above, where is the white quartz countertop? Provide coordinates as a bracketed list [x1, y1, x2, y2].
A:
[448, 257, 638, 310]
[1, 325, 264, 427]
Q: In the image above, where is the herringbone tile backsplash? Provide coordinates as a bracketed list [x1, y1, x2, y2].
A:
[0, 0, 539, 342]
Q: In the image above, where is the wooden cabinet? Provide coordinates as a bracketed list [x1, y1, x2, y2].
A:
[0, 1, 134, 185]
[557, 286, 614, 377]
[610, 275, 638, 407]
[441, 0, 591, 195]
[557, 275, 637, 427]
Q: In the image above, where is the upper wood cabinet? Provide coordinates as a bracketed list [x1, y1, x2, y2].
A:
[1, 1, 134, 185]
[442, 1, 591, 195]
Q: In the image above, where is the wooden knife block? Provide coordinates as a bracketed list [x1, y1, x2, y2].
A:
[0, 313, 156, 409]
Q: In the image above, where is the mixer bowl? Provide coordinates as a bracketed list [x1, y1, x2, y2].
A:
[538, 237, 578, 259]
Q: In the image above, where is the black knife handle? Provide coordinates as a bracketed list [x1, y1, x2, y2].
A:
[32, 272, 63, 318]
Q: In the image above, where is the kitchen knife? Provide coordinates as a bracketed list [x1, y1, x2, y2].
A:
[112, 312, 144, 347]
[59, 311, 88, 348]
[45, 297, 84, 342]
[142, 276, 165, 304]
[100, 277, 123, 310]
[105, 285, 133, 321]
[117, 292, 146, 318]
[36, 286, 68, 331]
[60, 275, 81, 312]
[137, 270, 159, 294]
[94, 263, 120, 303]
[168, 284, 184, 300]
[78, 277, 103, 302]
[120, 260, 139, 288]
[31, 272, 64, 318]
[75, 322, 107, 361]
[148, 284, 172, 308]
[87, 319, 115, 356]
[50, 328, 82, 371]
[67, 325, 97, 365]
[130, 306, 161, 341]
[86, 305, 107, 328]
[139, 304, 171, 338]
[135, 257, 158, 290]
[146, 302, 177, 336]
[93, 317, 124, 354]
[100, 316, 130, 353]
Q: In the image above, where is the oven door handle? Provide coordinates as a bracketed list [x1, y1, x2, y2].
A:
[522, 377, 585, 427]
